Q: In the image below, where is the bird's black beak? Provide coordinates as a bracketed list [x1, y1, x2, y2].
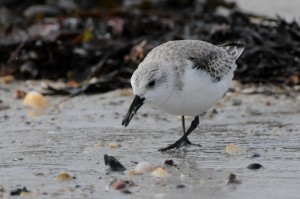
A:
[122, 95, 145, 127]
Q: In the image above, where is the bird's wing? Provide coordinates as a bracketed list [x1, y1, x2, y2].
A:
[218, 42, 245, 60]
[188, 49, 233, 82]
[188, 42, 245, 82]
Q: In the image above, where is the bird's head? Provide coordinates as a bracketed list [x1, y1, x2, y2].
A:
[122, 60, 174, 127]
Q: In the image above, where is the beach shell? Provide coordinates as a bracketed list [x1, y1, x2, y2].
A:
[128, 170, 143, 175]
[0, 75, 14, 84]
[225, 143, 242, 155]
[56, 172, 72, 181]
[20, 191, 32, 197]
[108, 179, 135, 190]
[135, 161, 156, 174]
[22, 91, 49, 109]
[109, 143, 119, 149]
[150, 167, 170, 177]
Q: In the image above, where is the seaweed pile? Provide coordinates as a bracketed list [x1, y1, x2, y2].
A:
[0, 0, 299, 94]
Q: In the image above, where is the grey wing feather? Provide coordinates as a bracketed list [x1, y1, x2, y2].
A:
[218, 42, 245, 60]
[190, 41, 245, 82]
[143, 40, 245, 82]
[189, 48, 233, 82]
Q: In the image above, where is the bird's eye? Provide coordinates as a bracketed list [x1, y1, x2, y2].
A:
[148, 80, 156, 87]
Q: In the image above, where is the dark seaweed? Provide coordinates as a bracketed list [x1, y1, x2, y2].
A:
[0, 0, 299, 95]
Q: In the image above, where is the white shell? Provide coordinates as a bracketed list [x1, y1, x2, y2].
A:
[135, 161, 156, 174]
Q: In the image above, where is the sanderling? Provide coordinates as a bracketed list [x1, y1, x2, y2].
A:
[122, 40, 245, 151]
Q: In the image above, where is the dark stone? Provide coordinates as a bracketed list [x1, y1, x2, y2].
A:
[104, 154, 126, 171]
[164, 159, 175, 166]
[10, 187, 30, 196]
[176, 184, 186, 189]
[247, 163, 263, 170]
[227, 173, 241, 184]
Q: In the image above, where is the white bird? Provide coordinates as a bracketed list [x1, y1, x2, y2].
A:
[122, 40, 245, 151]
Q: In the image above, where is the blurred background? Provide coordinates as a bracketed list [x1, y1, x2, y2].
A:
[235, 0, 299, 22]
[0, 0, 299, 95]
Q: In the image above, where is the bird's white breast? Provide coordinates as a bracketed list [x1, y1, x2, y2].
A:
[154, 66, 234, 116]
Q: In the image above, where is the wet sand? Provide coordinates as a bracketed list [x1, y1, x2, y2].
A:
[0, 81, 300, 198]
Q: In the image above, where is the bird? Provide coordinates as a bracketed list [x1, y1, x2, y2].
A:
[122, 40, 245, 151]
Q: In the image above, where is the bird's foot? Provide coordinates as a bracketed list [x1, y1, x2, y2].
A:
[158, 138, 201, 152]
[182, 137, 192, 145]
[158, 140, 182, 152]
[182, 137, 202, 147]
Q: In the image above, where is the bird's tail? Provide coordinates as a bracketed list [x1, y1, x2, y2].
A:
[218, 42, 245, 60]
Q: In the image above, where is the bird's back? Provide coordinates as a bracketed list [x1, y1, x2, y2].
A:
[143, 40, 244, 83]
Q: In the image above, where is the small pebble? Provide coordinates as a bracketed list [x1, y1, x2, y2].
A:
[232, 99, 242, 106]
[93, 141, 105, 147]
[176, 184, 186, 189]
[248, 109, 263, 116]
[109, 179, 135, 190]
[56, 172, 72, 181]
[10, 187, 30, 196]
[265, 100, 271, 106]
[164, 159, 176, 166]
[121, 190, 132, 194]
[109, 143, 120, 149]
[228, 88, 236, 93]
[47, 131, 59, 134]
[227, 174, 241, 184]
[250, 153, 261, 158]
[225, 143, 242, 155]
[247, 163, 263, 170]
[212, 109, 218, 114]
[104, 154, 126, 171]
[35, 172, 44, 176]
[14, 90, 27, 99]
[0, 185, 4, 192]
[13, 158, 24, 161]
[141, 113, 148, 117]
[0, 104, 10, 111]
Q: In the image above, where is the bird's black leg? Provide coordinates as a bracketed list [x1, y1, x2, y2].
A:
[159, 116, 200, 151]
[181, 116, 192, 145]
[181, 115, 186, 133]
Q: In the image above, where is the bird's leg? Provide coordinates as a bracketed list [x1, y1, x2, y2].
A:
[181, 116, 192, 145]
[159, 116, 200, 151]
[182, 115, 186, 133]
